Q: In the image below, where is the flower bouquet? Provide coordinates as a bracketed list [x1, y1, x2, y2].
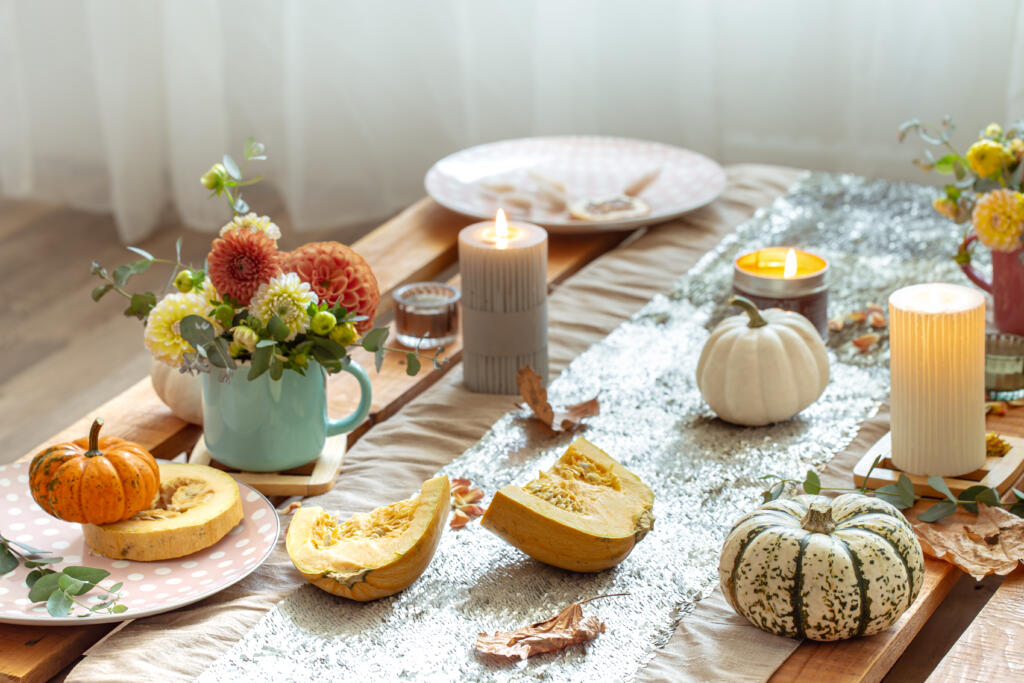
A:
[91, 139, 443, 423]
[900, 117, 1024, 334]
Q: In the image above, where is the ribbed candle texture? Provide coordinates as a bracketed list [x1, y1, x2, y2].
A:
[458, 219, 548, 394]
[889, 283, 986, 476]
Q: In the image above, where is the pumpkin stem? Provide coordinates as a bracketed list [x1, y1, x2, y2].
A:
[801, 502, 836, 534]
[728, 295, 768, 328]
[86, 418, 104, 456]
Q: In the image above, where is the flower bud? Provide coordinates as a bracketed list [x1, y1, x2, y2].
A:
[201, 163, 229, 192]
[329, 321, 358, 346]
[214, 304, 235, 329]
[173, 270, 194, 293]
[310, 310, 337, 336]
[293, 352, 308, 368]
[228, 341, 246, 358]
[232, 325, 259, 352]
[984, 123, 1003, 139]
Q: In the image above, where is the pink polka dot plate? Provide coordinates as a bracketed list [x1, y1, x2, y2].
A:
[0, 461, 279, 625]
[425, 135, 726, 233]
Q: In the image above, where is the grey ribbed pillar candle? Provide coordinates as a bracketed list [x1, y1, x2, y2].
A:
[458, 211, 548, 394]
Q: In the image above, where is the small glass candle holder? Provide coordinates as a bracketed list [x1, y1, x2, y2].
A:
[986, 332, 1024, 399]
[393, 282, 460, 349]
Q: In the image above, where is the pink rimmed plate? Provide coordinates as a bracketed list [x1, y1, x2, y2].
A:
[0, 461, 278, 625]
[425, 135, 726, 233]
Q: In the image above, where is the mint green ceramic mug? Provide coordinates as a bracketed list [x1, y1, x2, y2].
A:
[200, 360, 371, 472]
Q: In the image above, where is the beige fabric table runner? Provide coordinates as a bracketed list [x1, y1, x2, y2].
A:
[68, 164, 882, 682]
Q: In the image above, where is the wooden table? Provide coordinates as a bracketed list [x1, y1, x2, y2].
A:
[3, 197, 1022, 683]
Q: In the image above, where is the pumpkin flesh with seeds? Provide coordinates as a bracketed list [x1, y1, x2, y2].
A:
[719, 493, 924, 641]
[82, 463, 244, 561]
[480, 438, 654, 572]
[286, 475, 449, 602]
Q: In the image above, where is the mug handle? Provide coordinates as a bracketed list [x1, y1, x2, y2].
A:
[957, 233, 994, 293]
[326, 360, 373, 436]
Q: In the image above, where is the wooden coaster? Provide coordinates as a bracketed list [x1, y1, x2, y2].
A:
[189, 434, 346, 497]
[853, 432, 1024, 499]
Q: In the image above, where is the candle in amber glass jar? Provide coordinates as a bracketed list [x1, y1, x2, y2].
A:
[732, 247, 828, 335]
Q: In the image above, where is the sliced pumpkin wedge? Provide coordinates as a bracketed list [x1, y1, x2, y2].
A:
[286, 475, 450, 601]
[481, 438, 654, 572]
[82, 462, 244, 561]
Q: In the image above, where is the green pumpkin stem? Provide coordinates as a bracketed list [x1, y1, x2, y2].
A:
[801, 503, 836, 535]
[86, 418, 104, 456]
[728, 295, 768, 328]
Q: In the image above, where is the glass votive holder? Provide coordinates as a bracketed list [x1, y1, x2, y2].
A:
[986, 332, 1024, 399]
[393, 282, 460, 349]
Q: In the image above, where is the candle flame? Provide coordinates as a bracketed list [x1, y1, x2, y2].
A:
[783, 248, 797, 278]
[495, 209, 509, 250]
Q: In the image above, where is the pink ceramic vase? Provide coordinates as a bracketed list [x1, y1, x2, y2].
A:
[959, 233, 1024, 335]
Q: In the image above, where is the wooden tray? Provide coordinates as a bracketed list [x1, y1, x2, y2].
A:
[189, 434, 345, 497]
[853, 432, 1024, 499]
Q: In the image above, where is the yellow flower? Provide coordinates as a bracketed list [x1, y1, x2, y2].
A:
[973, 189, 1024, 252]
[1009, 138, 1024, 160]
[967, 139, 1009, 178]
[984, 123, 1003, 139]
[249, 272, 318, 341]
[144, 289, 221, 366]
[933, 197, 958, 220]
[219, 212, 281, 241]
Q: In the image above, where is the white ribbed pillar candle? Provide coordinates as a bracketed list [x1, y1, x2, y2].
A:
[889, 283, 986, 476]
[458, 211, 548, 394]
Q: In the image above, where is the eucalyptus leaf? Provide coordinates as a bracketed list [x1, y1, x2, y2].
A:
[0, 546, 16, 574]
[205, 339, 236, 370]
[256, 339, 278, 348]
[874, 484, 912, 510]
[57, 574, 88, 596]
[123, 291, 157, 320]
[91, 284, 113, 301]
[406, 353, 421, 376]
[63, 566, 109, 584]
[918, 500, 958, 523]
[802, 470, 821, 495]
[361, 327, 389, 352]
[112, 258, 152, 287]
[108, 581, 123, 593]
[249, 345, 273, 380]
[1012, 487, 1024, 501]
[311, 336, 346, 358]
[763, 480, 785, 503]
[28, 572, 62, 602]
[269, 354, 283, 381]
[46, 590, 73, 617]
[374, 346, 385, 373]
[126, 246, 155, 261]
[90, 261, 108, 279]
[896, 473, 916, 507]
[222, 154, 241, 180]
[24, 569, 43, 587]
[927, 476, 957, 503]
[112, 604, 128, 614]
[959, 485, 1000, 514]
[267, 315, 290, 342]
[180, 314, 218, 347]
[233, 196, 250, 214]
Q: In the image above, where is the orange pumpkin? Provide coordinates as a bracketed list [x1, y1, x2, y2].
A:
[29, 418, 160, 525]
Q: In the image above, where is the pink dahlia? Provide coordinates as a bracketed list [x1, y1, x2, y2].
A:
[282, 241, 380, 333]
[207, 228, 282, 306]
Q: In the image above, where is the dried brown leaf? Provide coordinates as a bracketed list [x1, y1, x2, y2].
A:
[475, 598, 616, 662]
[867, 311, 887, 329]
[516, 366, 599, 431]
[852, 333, 879, 352]
[913, 505, 1024, 580]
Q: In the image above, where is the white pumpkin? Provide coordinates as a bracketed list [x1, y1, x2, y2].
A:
[150, 359, 203, 425]
[719, 493, 924, 641]
[696, 296, 828, 426]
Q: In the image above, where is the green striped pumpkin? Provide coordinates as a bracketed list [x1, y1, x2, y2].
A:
[719, 493, 924, 641]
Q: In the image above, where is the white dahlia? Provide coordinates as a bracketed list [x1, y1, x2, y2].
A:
[219, 212, 281, 241]
[249, 272, 318, 340]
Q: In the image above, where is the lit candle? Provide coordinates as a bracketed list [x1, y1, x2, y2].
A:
[889, 283, 986, 476]
[733, 247, 829, 335]
[459, 209, 549, 393]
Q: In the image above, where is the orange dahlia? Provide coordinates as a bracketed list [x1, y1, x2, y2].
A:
[282, 241, 380, 332]
[207, 228, 282, 306]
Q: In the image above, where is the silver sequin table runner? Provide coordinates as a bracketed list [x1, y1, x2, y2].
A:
[201, 174, 976, 681]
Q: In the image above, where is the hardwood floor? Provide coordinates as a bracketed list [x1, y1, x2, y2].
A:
[0, 195, 371, 464]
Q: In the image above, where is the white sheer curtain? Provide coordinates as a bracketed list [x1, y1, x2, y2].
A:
[1, 0, 1022, 243]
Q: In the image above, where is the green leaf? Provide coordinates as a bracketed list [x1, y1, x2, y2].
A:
[959, 485, 1000, 514]
[802, 470, 820, 495]
[91, 284, 114, 301]
[232, 196, 250, 214]
[953, 160, 966, 181]
[24, 569, 43, 587]
[46, 590, 73, 617]
[311, 336, 346, 358]
[405, 353, 421, 376]
[927, 476, 957, 503]
[63, 566, 109, 584]
[111, 604, 128, 614]
[1012, 487, 1024, 501]
[57, 574, 87, 596]
[125, 246, 154, 261]
[256, 339, 277, 348]
[90, 260, 109, 279]
[267, 315, 290, 342]
[1009, 501, 1024, 518]
[180, 314, 218, 348]
[0, 546, 16, 574]
[204, 339, 236, 370]
[918, 500, 958, 523]
[896, 473, 916, 507]
[28, 572, 62, 602]
[6, 539, 48, 554]
[932, 154, 958, 174]
[245, 137, 266, 161]
[307, 302, 318, 317]
[269, 354, 283, 381]
[123, 291, 157, 320]
[375, 346, 385, 373]
[222, 154, 241, 180]
[248, 344, 273, 380]
[112, 258, 152, 287]
[108, 581, 123, 593]
[360, 327, 389, 352]
[874, 484, 912, 510]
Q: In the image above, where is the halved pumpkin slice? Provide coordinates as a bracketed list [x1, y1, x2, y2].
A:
[481, 438, 654, 572]
[286, 475, 449, 601]
[82, 463, 244, 561]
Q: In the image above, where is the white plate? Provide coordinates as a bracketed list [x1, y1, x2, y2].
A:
[425, 135, 726, 233]
[0, 461, 279, 625]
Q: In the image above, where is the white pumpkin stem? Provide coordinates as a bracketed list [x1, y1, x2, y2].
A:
[728, 295, 768, 328]
[800, 502, 836, 534]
